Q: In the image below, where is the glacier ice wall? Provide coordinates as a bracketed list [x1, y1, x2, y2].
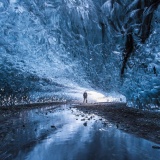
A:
[0, 0, 90, 105]
[100, 0, 160, 108]
[0, 0, 159, 108]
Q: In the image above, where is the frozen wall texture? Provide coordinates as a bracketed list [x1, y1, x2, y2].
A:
[0, 0, 159, 108]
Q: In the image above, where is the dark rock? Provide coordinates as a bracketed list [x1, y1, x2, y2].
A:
[152, 145, 160, 149]
[83, 122, 87, 126]
[51, 125, 56, 129]
[81, 119, 85, 121]
[22, 124, 25, 127]
[11, 138, 15, 142]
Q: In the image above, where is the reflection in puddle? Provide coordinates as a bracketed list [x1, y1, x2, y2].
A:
[0, 105, 159, 160]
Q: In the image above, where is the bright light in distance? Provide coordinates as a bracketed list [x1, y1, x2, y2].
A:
[87, 91, 123, 103]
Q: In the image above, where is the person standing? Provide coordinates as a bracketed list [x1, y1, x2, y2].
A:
[83, 91, 87, 103]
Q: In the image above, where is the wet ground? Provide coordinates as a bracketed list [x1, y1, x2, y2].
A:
[74, 103, 160, 144]
[0, 104, 160, 160]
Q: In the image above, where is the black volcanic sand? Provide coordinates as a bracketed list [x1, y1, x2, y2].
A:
[73, 102, 160, 145]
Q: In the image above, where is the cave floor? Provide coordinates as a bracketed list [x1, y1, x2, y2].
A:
[0, 102, 160, 145]
[0, 103, 160, 155]
[0, 102, 160, 159]
[73, 102, 160, 144]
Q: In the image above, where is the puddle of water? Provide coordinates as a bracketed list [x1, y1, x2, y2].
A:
[0, 105, 160, 160]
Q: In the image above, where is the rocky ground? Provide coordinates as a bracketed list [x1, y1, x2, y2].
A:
[73, 102, 160, 145]
[0, 102, 160, 148]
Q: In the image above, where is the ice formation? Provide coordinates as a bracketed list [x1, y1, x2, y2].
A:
[0, 0, 159, 108]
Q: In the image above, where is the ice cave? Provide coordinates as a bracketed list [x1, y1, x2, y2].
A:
[0, 1, 160, 160]
[0, 0, 160, 108]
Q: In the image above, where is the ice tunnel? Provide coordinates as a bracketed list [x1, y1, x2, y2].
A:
[0, 0, 159, 108]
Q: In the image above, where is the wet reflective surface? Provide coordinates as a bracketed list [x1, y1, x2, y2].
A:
[0, 105, 160, 160]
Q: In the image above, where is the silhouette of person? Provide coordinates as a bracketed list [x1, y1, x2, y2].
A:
[83, 91, 87, 103]
[153, 66, 157, 76]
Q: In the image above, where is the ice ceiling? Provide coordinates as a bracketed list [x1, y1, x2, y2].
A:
[0, 0, 159, 108]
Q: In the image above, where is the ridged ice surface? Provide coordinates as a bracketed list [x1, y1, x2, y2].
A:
[0, 0, 159, 107]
